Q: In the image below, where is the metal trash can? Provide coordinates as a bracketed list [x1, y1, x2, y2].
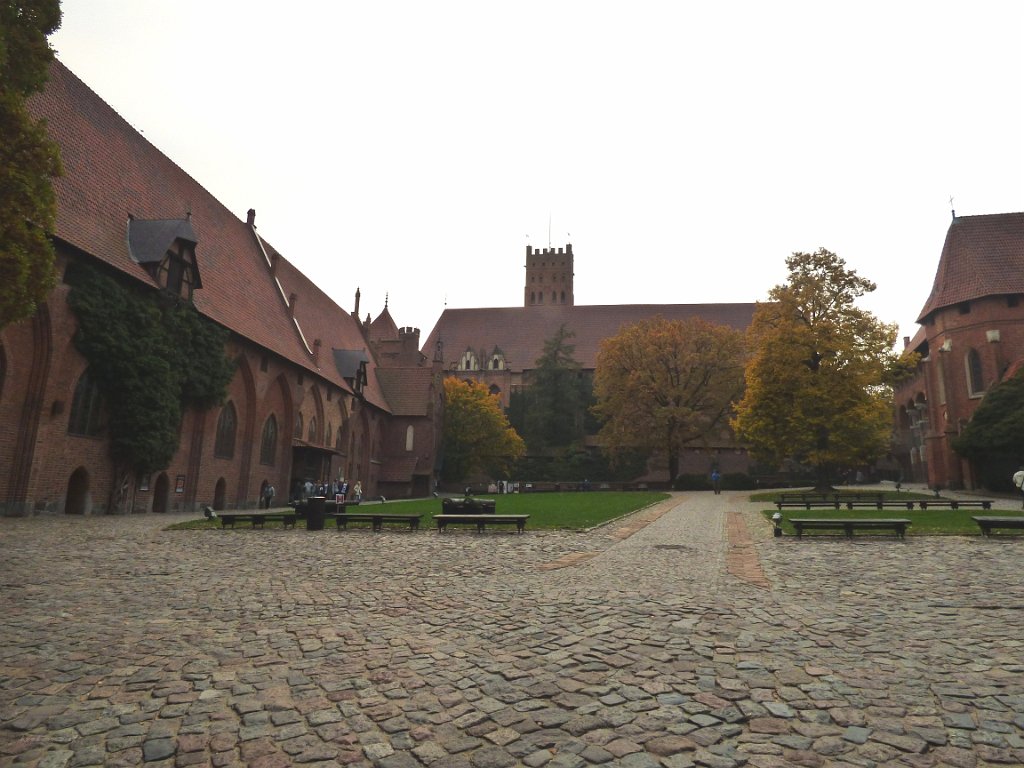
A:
[307, 496, 326, 531]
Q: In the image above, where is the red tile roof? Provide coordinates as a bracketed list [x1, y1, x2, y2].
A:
[375, 367, 435, 416]
[917, 212, 1024, 323]
[422, 303, 757, 370]
[29, 61, 392, 411]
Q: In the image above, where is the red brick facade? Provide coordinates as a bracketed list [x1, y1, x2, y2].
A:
[893, 212, 1024, 490]
[0, 62, 442, 516]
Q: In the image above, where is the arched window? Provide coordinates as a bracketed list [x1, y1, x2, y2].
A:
[308, 416, 318, 444]
[68, 370, 104, 436]
[966, 348, 985, 396]
[0, 345, 6, 402]
[335, 425, 344, 450]
[489, 384, 501, 396]
[260, 415, 277, 465]
[214, 401, 237, 458]
[294, 412, 303, 439]
[406, 425, 414, 452]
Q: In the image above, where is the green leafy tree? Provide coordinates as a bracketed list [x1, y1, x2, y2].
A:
[67, 263, 235, 509]
[592, 316, 746, 483]
[952, 370, 1024, 489]
[0, 0, 63, 329]
[441, 377, 526, 483]
[732, 248, 898, 487]
[520, 324, 588, 450]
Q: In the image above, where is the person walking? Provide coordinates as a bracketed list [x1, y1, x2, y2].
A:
[1013, 466, 1024, 508]
[711, 469, 722, 495]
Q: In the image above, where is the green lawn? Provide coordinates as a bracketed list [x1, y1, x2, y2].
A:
[763, 507, 1024, 536]
[166, 491, 670, 531]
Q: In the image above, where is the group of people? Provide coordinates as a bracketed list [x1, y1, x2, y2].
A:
[289, 478, 363, 504]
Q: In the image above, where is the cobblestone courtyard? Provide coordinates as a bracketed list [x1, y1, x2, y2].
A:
[2, 492, 1022, 767]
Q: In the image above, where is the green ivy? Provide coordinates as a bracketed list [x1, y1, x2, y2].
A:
[66, 262, 235, 475]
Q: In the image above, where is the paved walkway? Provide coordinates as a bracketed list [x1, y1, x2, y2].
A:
[1, 492, 1022, 768]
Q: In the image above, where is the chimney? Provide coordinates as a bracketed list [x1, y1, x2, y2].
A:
[903, 336, 910, 349]
[270, 252, 279, 276]
[246, 208, 256, 227]
[354, 287, 361, 319]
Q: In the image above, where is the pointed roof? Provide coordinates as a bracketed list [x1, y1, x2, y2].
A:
[28, 60, 391, 411]
[369, 305, 399, 343]
[917, 212, 1024, 323]
[422, 302, 756, 371]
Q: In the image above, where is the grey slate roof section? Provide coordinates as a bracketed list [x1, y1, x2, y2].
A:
[333, 349, 370, 380]
[128, 218, 198, 264]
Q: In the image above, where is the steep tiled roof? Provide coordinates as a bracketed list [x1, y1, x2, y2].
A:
[369, 306, 399, 343]
[376, 367, 435, 416]
[422, 303, 757, 370]
[29, 61, 391, 411]
[917, 212, 1024, 323]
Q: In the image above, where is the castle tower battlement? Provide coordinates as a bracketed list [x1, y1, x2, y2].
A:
[524, 243, 574, 307]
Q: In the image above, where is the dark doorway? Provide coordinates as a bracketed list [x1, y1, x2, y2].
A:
[66, 467, 89, 515]
[153, 473, 170, 514]
[213, 477, 227, 511]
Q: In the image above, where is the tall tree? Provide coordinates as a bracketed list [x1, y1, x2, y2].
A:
[592, 316, 746, 482]
[441, 377, 526, 483]
[522, 324, 587, 450]
[0, 0, 63, 329]
[732, 248, 898, 486]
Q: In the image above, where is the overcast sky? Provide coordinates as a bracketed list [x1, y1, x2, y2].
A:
[51, 1, 1024, 346]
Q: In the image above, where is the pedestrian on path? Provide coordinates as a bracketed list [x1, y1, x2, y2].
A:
[711, 469, 722, 495]
[1013, 466, 1024, 508]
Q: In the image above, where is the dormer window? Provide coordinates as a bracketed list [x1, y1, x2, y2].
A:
[157, 241, 198, 300]
[459, 349, 478, 371]
[128, 217, 203, 302]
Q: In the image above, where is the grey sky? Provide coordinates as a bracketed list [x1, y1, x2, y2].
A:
[51, 1, 1024, 345]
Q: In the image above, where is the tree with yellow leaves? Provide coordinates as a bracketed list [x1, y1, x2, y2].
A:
[732, 248, 899, 487]
[592, 316, 746, 483]
[441, 377, 526, 484]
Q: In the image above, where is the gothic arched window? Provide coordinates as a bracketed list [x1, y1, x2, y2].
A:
[68, 370, 104, 437]
[214, 401, 237, 458]
[966, 348, 985, 396]
[260, 415, 278, 466]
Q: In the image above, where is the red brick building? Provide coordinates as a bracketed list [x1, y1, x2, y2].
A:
[0, 62, 443, 516]
[893, 211, 1024, 490]
[422, 244, 758, 480]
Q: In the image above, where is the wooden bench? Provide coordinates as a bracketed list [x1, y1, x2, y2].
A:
[843, 500, 916, 510]
[789, 518, 911, 539]
[218, 511, 297, 529]
[433, 514, 529, 533]
[331, 512, 421, 531]
[918, 499, 993, 510]
[972, 516, 1024, 536]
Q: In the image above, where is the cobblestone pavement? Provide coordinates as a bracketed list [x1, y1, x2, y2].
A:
[2, 492, 1023, 768]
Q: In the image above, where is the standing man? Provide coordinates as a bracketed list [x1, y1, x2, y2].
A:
[711, 469, 722, 495]
[263, 483, 275, 509]
[1013, 466, 1024, 508]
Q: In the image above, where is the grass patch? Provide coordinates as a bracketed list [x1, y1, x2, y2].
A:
[764, 508, 1024, 536]
[166, 491, 670, 532]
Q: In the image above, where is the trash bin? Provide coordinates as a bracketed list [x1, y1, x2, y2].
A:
[307, 496, 326, 531]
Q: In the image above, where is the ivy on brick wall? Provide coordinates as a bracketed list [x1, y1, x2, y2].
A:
[66, 262, 235, 475]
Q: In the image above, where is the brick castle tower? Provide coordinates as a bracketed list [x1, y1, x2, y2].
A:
[524, 243, 574, 307]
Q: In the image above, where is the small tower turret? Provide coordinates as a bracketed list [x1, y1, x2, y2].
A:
[524, 243, 574, 307]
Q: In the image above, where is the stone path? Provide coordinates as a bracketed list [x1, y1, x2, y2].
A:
[1, 492, 1022, 767]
